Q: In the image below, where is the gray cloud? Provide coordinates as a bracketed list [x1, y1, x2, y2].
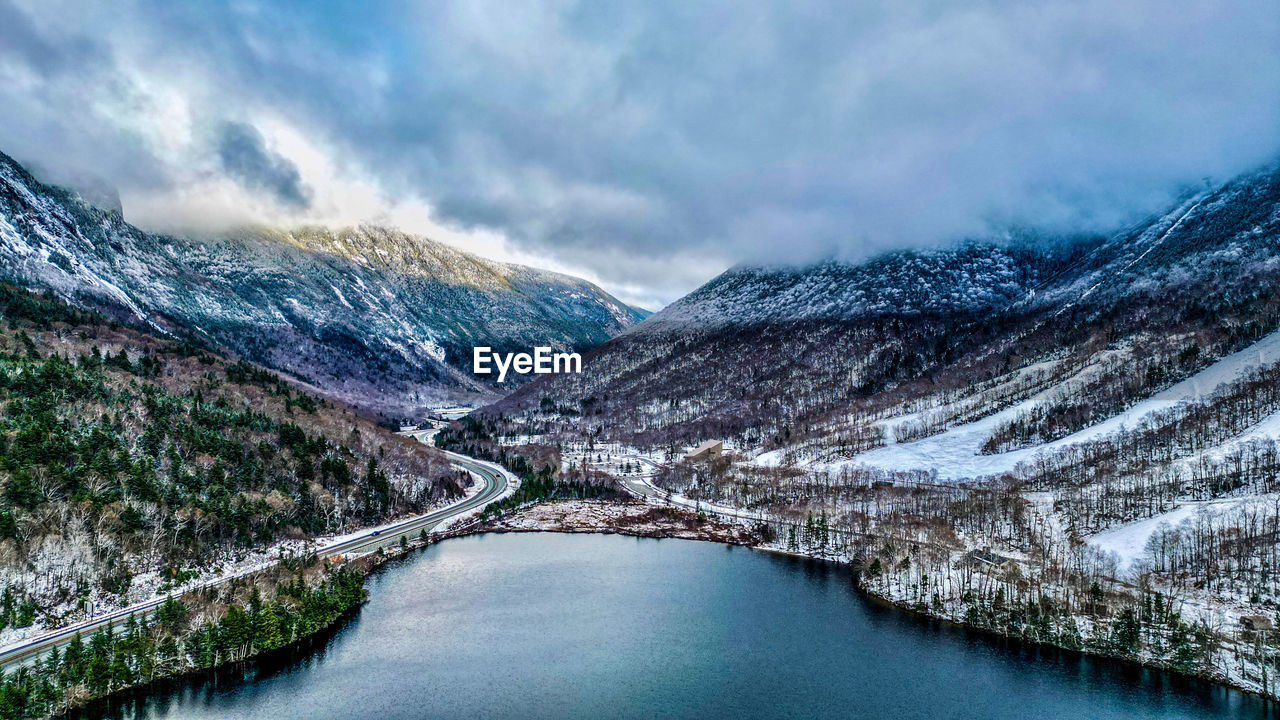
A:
[0, 0, 1277, 307]
[0, 0, 99, 76]
[216, 121, 312, 210]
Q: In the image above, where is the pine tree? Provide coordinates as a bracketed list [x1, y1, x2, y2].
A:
[256, 603, 285, 651]
[1111, 607, 1141, 654]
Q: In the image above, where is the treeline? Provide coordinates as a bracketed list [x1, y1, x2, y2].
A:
[0, 283, 459, 636]
[981, 338, 1207, 454]
[1144, 498, 1280, 601]
[0, 336, 412, 554]
[0, 565, 366, 719]
[435, 417, 617, 520]
[894, 356, 1081, 444]
[1014, 359, 1280, 533]
[477, 464, 616, 521]
[860, 541, 1222, 676]
[750, 484, 1276, 696]
[225, 360, 318, 413]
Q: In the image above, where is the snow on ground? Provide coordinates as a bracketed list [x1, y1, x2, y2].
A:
[874, 358, 1066, 447]
[0, 441, 493, 654]
[834, 329, 1280, 480]
[1190, 404, 1280, 464]
[0, 478, 491, 653]
[482, 499, 757, 545]
[430, 405, 476, 420]
[431, 460, 521, 533]
[1085, 495, 1275, 576]
[0, 538, 311, 652]
[1086, 506, 1202, 576]
[753, 449, 787, 467]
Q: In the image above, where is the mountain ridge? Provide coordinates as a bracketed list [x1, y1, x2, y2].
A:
[489, 162, 1280, 451]
[0, 149, 645, 420]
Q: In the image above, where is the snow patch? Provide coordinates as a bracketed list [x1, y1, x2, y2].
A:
[841, 328, 1280, 480]
[1086, 496, 1272, 575]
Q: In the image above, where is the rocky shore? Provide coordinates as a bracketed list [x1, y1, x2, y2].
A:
[440, 498, 761, 545]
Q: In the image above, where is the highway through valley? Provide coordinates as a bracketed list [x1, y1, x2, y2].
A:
[0, 448, 512, 669]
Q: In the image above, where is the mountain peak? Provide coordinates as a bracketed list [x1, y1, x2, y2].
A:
[0, 149, 644, 419]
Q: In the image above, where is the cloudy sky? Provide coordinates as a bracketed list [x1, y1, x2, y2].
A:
[2, 1, 1278, 309]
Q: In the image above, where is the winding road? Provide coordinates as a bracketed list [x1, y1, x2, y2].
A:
[616, 453, 771, 524]
[0, 448, 513, 669]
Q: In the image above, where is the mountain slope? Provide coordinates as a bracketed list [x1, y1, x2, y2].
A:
[638, 244, 1074, 333]
[0, 281, 465, 647]
[490, 163, 1280, 454]
[0, 150, 644, 419]
[457, 162, 1280, 702]
[487, 241, 1095, 446]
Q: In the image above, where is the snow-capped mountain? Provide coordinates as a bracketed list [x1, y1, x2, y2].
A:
[634, 243, 1080, 335]
[470, 162, 1280, 704]
[0, 150, 645, 418]
[493, 162, 1280, 451]
[640, 162, 1280, 337]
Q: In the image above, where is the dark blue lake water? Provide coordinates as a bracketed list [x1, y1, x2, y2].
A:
[87, 533, 1275, 719]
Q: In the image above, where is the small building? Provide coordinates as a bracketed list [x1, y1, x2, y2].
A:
[961, 549, 1019, 573]
[684, 440, 723, 463]
[1240, 615, 1274, 631]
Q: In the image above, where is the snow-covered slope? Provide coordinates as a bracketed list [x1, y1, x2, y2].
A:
[635, 244, 1072, 334]
[493, 161, 1280, 456]
[846, 327, 1280, 480]
[1084, 496, 1270, 575]
[0, 150, 645, 418]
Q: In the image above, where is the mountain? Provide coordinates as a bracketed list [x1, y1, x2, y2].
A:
[489, 163, 1280, 454]
[637, 244, 1071, 333]
[0, 280, 465, 645]
[485, 239, 1095, 443]
[462, 163, 1280, 702]
[0, 150, 645, 419]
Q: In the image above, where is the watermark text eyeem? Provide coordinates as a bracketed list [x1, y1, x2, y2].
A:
[473, 346, 581, 382]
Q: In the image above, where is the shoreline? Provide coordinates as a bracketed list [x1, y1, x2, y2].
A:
[62, 605, 365, 720]
[51, 498, 1278, 718]
[447, 498, 1279, 705]
[42, 549, 412, 719]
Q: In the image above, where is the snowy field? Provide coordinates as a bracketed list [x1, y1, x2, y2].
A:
[1083, 496, 1273, 576]
[829, 329, 1280, 480]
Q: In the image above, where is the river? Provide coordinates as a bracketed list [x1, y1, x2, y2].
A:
[86, 533, 1275, 719]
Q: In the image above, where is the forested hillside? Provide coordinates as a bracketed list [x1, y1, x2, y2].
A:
[0, 282, 465, 649]
[491, 163, 1280, 455]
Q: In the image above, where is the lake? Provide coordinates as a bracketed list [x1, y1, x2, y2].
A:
[86, 533, 1275, 719]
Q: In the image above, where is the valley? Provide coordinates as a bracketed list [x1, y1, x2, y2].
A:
[2, 152, 1279, 712]
[2, 3, 1275, 717]
[1, 159, 1279, 711]
[457, 162, 1280, 701]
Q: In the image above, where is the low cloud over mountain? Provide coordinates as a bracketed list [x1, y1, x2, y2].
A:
[0, 0, 1276, 306]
